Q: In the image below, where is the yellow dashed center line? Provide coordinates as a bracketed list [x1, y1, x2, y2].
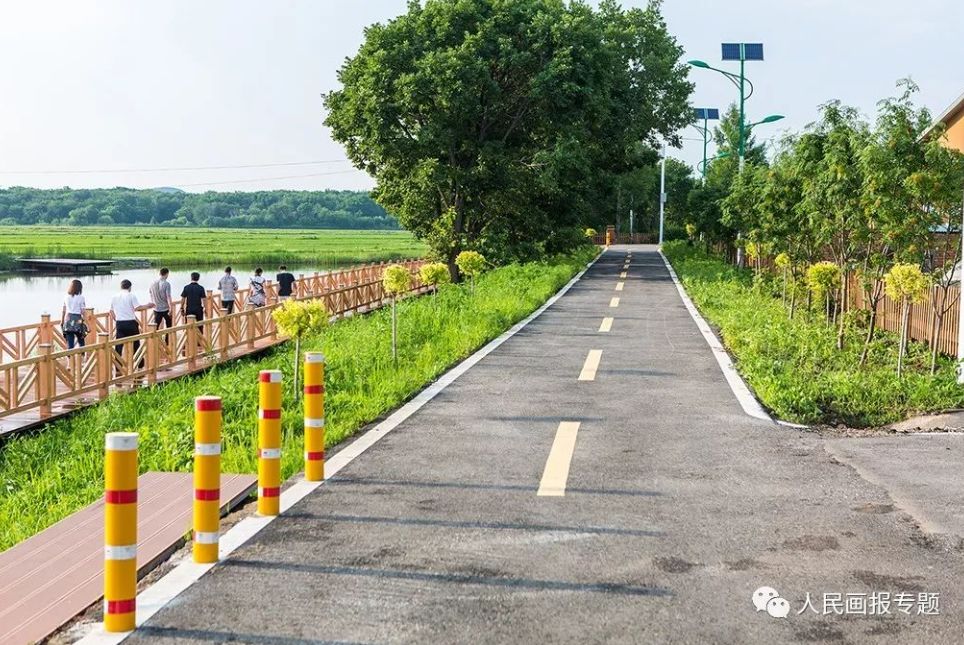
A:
[578, 349, 602, 381]
[615, 282, 624, 291]
[620, 271, 627, 279]
[610, 297, 620, 308]
[537, 421, 581, 497]
[599, 317, 613, 333]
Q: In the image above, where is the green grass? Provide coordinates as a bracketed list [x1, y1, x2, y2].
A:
[663, 241, 964, 427]
[0, 226, 426, 267]
[0, 247, 596, 551]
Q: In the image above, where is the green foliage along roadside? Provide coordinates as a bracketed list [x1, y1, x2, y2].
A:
[0, 247, 597, 551]
[662, 242, 964, 428]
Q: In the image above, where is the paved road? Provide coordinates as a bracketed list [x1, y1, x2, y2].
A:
[130, 246, 964, 644]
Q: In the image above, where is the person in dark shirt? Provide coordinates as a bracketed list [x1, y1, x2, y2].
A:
[276, 265, 296, 300]
[180, 272, 207, 322]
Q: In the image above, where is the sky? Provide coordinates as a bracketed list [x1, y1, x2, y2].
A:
[0, 0, 961, 193]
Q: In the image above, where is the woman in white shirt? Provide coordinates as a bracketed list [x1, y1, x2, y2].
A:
[61, 279, 87, 349]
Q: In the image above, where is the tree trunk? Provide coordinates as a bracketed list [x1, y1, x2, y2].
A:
[836, 279, 847, 351]
[898, 297, 910, 377]
[293, 336, 301, 398]
[391, 297, 397, 364]
[931, 312, 944, 375]
[859, 308, 877, 368]
[781, 267, 787, 306]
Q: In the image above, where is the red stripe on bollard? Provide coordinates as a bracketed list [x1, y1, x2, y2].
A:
[261, 487, 281, 498]
[194, 488, 220, 501]
[105, 489, 138, 504]
[195, 398, 222, 411]
[106, 598, 136, 615]
[303, 384, 324, 395]
[259, 409, 281, 419]
[305, 451, 325, 461]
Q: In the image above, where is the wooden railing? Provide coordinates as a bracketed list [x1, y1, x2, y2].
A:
[0, 260, 426, 423]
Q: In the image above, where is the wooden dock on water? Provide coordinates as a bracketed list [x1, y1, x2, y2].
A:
[17, 258, 115, 274]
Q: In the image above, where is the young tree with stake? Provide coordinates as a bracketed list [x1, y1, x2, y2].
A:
[383, 265, 412, 362]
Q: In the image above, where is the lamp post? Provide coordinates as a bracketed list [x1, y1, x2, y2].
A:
[692, 108, 720, 184]
[689, 44, 781, 265]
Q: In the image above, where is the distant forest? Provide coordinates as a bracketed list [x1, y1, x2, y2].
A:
[0, 187, 400, 229]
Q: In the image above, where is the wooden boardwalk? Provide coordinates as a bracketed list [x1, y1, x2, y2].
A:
[0, 472, 256, 645]
[0, 261, 427, 437]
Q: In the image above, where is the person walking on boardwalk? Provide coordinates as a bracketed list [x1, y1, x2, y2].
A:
[60, 279, 87, 349]
[218, 266, 239, 314]
[276, 265, 296, 301]
[149, 267, 174, 329]
[110, 279, 153, 363]
[249, 267, 267, 307]
[180, 272, 207, 322]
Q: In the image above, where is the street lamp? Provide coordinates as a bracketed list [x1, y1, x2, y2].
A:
[692, 108, 720, 184]
[748, 114, 785, 128]
[696, 150, 730, 176]
[689, 43, 779, 265]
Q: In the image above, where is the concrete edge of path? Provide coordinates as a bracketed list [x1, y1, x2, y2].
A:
[658, 249, 776, 424]
[73, 252, 602, 645]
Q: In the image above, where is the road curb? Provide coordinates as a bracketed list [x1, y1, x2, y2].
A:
[658, 249, 774, 424]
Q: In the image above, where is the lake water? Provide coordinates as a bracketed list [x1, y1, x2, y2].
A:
[0, 265, 329, 330]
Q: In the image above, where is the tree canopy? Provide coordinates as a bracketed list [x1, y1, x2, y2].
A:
[0, 187, 399, 229]
[325, 0, 692, 275]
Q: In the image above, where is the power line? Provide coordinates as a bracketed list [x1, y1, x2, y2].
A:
[174, 169, 365, 189]
[0, 160, 353, 175]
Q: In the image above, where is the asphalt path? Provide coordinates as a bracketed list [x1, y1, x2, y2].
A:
[128, 246, 964, 644]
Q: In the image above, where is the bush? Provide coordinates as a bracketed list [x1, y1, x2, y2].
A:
[662, 241, 964, 427]
[419, 262, 451, 288]
[383, 264, 413, 295]
[455, 250, 486, 278]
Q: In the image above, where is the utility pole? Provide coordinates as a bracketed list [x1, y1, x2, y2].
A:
[658, 144, 667, 246]
[629, 194, 634, 239]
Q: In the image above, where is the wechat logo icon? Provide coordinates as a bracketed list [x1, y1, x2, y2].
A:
[753, 586, 790, 618]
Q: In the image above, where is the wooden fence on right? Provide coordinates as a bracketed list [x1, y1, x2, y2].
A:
[847, 276, 960, 357]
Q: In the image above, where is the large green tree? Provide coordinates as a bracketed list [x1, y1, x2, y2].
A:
[324, 0, 692, 278]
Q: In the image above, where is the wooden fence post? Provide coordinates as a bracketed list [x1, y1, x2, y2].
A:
[218, 313, 230, 360]
[39, 314, 53, 347]
[146, 323, 159, 385]
[298, 274, 306, 299]
[38, 343, 53, 418]
[186, 315, 198, 371]
[205, 290, 214, 321]
[83, 307, 97, 346]
[97, 333, 111, 399]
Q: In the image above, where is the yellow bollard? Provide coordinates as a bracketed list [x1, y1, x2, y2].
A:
[303, 352, 326, 482]
[193, 396, 222, 563]
[258, 370, 283, 516]
[104, 432, 138, 633]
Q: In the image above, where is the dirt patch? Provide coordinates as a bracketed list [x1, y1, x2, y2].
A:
[725, 558, 761, 571]
[792, 621, 846, 642]
[653, 556, 699, 574]
[852, 570, 924, 593]
[852, 502, 895, 514]
[783, 535, 840, 552]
